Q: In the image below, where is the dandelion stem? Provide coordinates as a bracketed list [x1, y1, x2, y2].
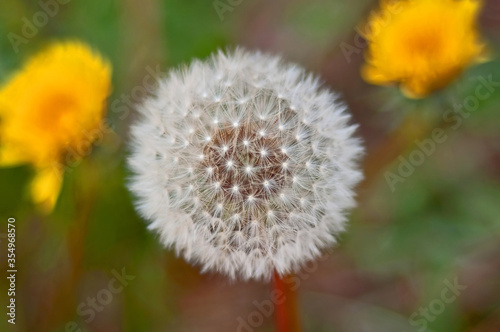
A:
[39, 160, 99, 331]
[361, 112, 440, 193]
[273, 271, 301, 332]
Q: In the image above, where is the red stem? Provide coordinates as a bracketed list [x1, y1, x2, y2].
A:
[273, 271, 301, 332]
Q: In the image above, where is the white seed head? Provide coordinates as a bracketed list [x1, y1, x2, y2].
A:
[128, 49, 364, 280]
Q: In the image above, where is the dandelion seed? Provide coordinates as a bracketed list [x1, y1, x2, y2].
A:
[128, 49, 363, 280]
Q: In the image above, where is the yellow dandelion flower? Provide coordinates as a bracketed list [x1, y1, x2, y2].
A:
[361, 0, 486, 98]
[0, 41, 112, 212]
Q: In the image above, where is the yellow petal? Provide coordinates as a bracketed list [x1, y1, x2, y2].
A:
[0, 145, 28, 166]
[361, 65, 392, 85]
[30, 166, 63, 213]
[361, 0, 486, 98]
[0, 40, 111, 167]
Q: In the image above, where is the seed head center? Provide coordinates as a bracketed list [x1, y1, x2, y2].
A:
[200, 125, 289, 211]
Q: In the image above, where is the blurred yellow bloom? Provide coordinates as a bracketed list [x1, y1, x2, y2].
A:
[361, 0, 486, 98]
[0, 41, 111, 212]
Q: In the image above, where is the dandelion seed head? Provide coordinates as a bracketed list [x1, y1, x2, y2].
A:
[128, 49, 363, 280]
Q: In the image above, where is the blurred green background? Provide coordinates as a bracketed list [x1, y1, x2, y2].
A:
[0, 0, 499, 331]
